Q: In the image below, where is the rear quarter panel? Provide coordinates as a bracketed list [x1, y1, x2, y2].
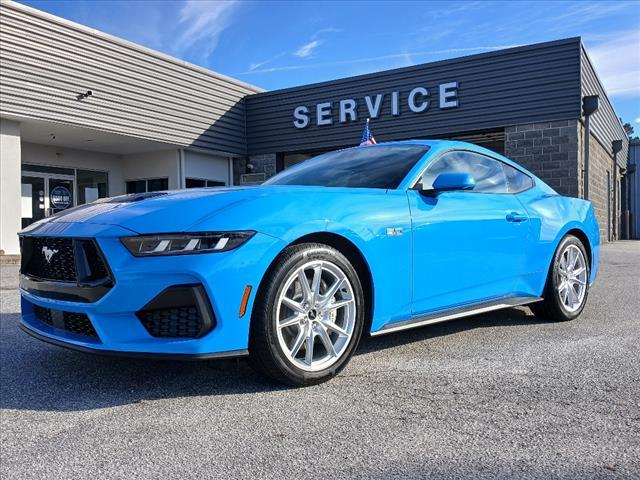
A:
[515, 187, 600, 297]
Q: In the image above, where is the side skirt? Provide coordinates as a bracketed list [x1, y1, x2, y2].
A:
[371, 296, 543, 336]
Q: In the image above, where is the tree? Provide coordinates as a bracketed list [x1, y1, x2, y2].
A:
[621, 121, 639, 141]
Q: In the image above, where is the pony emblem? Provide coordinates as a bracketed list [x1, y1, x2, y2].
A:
[41, 246, 59, 264]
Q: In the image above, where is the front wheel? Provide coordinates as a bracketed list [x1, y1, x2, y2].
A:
[249, 243, 365, 386]
[530, 234, 590, 321]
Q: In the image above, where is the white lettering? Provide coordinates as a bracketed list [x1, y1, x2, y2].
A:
[339, 99, 358, 123]
[317, 102, 333, 126]
[293, 81, 459, 128]
[408, 87, 429, 113]
[364, 94, 383, 118]
[293, 106, 309, 128]
[391, 91, 400, 116]
[439, 82, 458, 109]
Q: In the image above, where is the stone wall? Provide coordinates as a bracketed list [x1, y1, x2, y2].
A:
[577, 122, 621, 241]
[504, 120, 580, 197]
[232, 154, 277, 185]
[505, 119, 621, 242]
[505, 119, 624, 243]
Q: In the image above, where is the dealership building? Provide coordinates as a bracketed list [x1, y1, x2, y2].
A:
[0, 0, 632, 257]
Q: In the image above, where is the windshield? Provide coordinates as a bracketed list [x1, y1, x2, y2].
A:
[264, 144, 430, 189]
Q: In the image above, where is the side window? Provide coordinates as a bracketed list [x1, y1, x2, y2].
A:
[503, 163, 534, 193]
[420, 151, 508, 193]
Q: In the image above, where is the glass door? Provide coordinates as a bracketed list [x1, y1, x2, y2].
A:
[21, 175, 46, 229]
[21, 173, 75, 228]
[47, 176, 74, 216]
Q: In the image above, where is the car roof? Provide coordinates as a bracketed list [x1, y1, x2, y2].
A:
[347, 139, 495, 151]
[354, 139, 521, 168]
[358, 139, 551, 191]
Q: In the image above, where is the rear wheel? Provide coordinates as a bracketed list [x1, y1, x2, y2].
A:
[530, 234, 590, 321]
[249, 243, 365, 386]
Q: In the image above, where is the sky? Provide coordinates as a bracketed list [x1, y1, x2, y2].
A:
[20, 0, 640, 129]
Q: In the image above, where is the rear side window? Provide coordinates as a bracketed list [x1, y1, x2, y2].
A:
[421, 150, 508, 193]
[503, 163, 534, 193]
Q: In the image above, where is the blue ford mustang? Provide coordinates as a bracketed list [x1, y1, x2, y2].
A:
[19, 140, 599, 385]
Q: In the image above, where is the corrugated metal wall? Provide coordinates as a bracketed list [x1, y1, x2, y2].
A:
[245, 39, 583, 155]
[0, 1, 262, 155]
[580, 45, 629, 166]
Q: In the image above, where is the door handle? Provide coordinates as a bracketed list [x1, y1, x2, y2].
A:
[506, 212, 528, 223]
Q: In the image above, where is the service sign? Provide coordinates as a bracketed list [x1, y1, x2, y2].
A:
[292, 81, 459, 129]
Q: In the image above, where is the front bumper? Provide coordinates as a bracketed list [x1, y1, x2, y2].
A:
[19, 222, 286, 357]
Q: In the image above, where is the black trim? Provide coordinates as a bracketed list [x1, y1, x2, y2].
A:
[20, 274, 112, 303]
[136, 284, 216, 339]
[19, 322, 248, 361]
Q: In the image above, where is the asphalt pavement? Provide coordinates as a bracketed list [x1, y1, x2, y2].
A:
[1, 242, 639, 479]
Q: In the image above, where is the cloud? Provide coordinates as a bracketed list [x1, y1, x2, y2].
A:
[552, 1, 634, 25]
[588, 30, 640, 97]
[427, 1, 485, 19]
[311, 27, 342, 40]
[294, 40, 321, 58]
[241, 44, 519, 74]
[248, 52, 286, 71]
[636, 117, 640, 124]
[174, 0, 239, 56]
[291, 27, 340, 59]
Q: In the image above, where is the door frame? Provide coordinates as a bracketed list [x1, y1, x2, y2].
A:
[22, 171, 76, 218]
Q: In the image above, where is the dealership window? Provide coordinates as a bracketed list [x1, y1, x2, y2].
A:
[77, 169, 108, 204]
[185, 178, 225, 188]
[20, 165, 111, 228]
[126, 178, 168, 194]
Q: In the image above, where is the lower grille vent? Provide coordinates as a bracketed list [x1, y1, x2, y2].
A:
[138, 306, 203, 338]
[34, 305, 98, 338]
[136, 284, 215, 339]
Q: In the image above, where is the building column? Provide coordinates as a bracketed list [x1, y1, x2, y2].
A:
[0, 119, 21, 256]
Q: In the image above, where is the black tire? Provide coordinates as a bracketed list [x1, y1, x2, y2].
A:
[530, 234, 590, 322]
[249, 243, 365, 386]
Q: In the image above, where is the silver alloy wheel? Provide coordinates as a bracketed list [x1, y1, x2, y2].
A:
[556, 244, 588, 313]
[275, 260, 356, 372]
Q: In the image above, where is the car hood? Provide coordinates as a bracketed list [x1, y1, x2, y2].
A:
[20, 185, 374, 236]
[20, 187, 269, 234]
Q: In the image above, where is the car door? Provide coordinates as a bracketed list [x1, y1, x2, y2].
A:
[407, 149, 531, 315]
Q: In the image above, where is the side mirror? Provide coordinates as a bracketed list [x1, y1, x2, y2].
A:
[420, 173, 475, 195]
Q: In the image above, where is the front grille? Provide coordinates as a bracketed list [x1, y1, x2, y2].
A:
[136, 285, 215, 339]
[33, 305, 98, 338]
[20, 237, 111, 285]
[138, 305, 203, 338]
[21, 237, 76, 281]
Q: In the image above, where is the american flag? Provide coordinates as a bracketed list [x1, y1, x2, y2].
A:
[360, 118, 377, 146]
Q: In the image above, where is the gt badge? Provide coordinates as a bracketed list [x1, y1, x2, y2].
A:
[386, 227, 404, 236]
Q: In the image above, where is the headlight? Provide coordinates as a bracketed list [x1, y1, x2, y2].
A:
[121, 231, 255, 256]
